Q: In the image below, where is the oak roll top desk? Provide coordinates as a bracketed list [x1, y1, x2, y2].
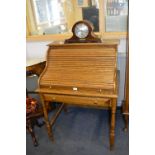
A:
[36, 40, 119, 150]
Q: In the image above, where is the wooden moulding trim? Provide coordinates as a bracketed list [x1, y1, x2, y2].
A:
[26, 34, 72, 41]
[26, 33, 101, 41]
[47, 42, 119, 47]
[26, 32, 127, 41]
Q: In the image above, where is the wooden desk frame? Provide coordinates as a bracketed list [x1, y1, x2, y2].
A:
[36, 42, 119, 150]
[38, 92, 117, 150]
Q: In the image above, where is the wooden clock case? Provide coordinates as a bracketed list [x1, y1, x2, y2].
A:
[65, 20, 101, 43]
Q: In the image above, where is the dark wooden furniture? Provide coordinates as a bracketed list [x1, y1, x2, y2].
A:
[122, 42, 129, 131]
[26, 59, 56, 146]
[26, 97, 44, 146]
[26, 60, 46, 76]
[65, 20, 101, 43]
[36, 40, 119, 150]
[26, 59, 54, 115]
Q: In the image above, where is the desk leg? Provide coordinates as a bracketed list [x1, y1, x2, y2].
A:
[110, 98, 117, 150]
[40, 95, 54, 142]
[123, 114, 129, 132]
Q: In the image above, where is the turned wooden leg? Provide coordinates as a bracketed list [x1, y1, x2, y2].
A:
[40, 95, 54, 142]
[110, 98, 117, 150]
[122, 100, 129, 132]
[123, 114, 129, 132]
[27, 119, 38, 146]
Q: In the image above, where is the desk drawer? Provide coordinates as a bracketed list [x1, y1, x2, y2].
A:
[43, 94, 111, 108]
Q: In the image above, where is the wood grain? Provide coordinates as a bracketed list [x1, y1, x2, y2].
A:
[37, 41, 119, 149]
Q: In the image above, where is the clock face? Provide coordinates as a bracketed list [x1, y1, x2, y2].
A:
[74, 23, 89, 39]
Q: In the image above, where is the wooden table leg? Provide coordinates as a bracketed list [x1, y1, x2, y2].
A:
[123, 114, 129, 132]
[40, 95, 54, 142]
[110, 98, 117, 150]
[50, 103, 64, 127]
[122, 100, 129, 132]
[27, 119, 38, 146]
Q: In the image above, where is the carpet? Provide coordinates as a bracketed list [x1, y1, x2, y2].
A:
[26, 107, 129, 155]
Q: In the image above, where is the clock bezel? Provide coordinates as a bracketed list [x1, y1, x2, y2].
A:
[73, 20, 92, 39]
[74, 23, 89, 39]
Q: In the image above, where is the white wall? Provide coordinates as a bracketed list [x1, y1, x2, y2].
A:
[26, 41, 51, 59]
